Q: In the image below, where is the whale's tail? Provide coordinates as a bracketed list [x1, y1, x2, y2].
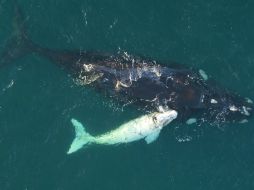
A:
[67, 119, 95, 154]
[1, 3, 83, 71]
[0, 3, 35, 68]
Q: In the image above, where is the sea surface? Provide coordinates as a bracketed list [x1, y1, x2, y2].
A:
[0, 0, 254, 189]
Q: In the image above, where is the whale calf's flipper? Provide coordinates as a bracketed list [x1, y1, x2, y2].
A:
[67, 119, 94, 154]
[145, 130, 161, 144]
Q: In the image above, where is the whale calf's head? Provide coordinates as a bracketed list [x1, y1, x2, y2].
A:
[152, 110, 178, 127]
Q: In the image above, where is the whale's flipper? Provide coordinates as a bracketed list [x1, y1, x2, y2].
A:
[67, 119, 94, 154]
[145, 130, 161, 144]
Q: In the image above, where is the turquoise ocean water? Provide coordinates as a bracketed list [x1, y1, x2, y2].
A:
[0, 0, 254, 189]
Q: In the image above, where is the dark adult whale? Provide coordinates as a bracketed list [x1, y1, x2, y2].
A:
[1, 6, 253, 127]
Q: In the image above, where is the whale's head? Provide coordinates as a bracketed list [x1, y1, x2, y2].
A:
[203, 90, 253, 125]
[152, 110, 178, 127]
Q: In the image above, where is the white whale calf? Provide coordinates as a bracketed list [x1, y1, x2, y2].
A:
[67, 110, 177, 154]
